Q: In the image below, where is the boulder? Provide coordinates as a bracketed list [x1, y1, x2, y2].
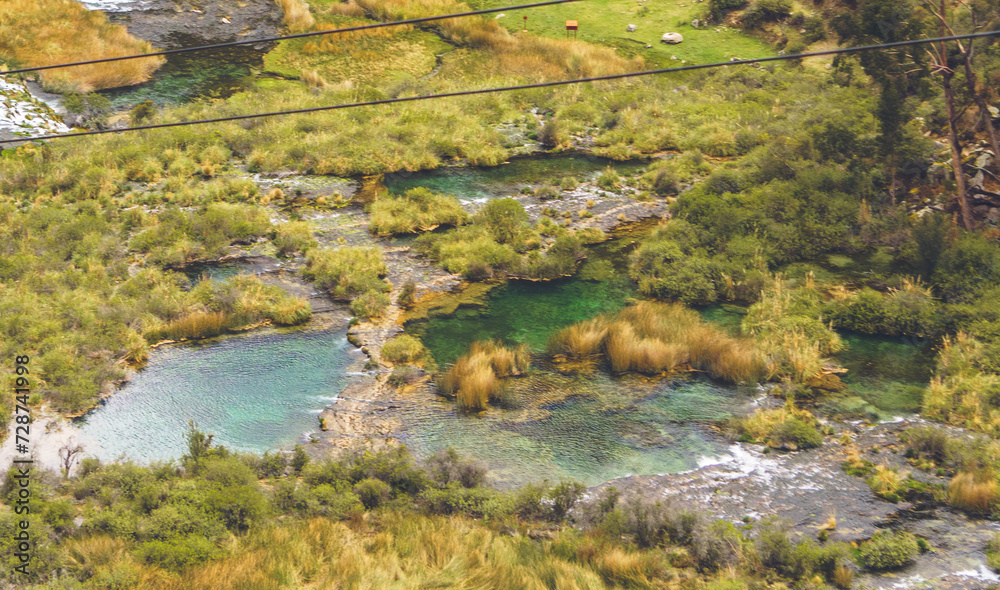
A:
[661, 32, 683, 44]
[690, 18, 700, 28]
[627, 24, 637, 32]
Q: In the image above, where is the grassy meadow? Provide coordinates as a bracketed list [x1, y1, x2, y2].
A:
[465, 0, 775, 65]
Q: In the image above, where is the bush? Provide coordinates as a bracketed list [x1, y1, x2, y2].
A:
[135, 535, 220, 572]
[273, 221, 317, 257]
[538, 119, 564, 148]
[350, 290, 390, 319]
[858, 530, 918, 571]
[425, 448, 487, 489]
[381, 334, 428, 365]
[304, 247, 389, 300]
[353, 477, 392, 509]
[771, 417, 823, 450]
[398, 280, 417, 307]
[367, 188, 469, 236]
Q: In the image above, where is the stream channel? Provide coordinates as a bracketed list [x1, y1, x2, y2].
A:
[76, 156, 929, 489]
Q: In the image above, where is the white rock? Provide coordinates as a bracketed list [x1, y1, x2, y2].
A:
[661, 32, 683, 44]
[627, 24, 637, 32]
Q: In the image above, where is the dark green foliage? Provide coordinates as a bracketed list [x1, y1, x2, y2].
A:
[398, 280, 417, 307]
[351, 289, 391, 319]
[354, 477, 393, 509]
[858, 530, 919, 571]
[135, 535, 220, 572]
[827, 286, 942, 337]
[129, 100, 157, 126]
[538, 119, 564, 148]
[477, 198, 529, 245]
[771, 417, 823, 450]
[742, 0, 792, 29]
[426, 448, 487, 489]
[548, 481, 586, 522]
[709, 0, 748, 21]
[933, 233, 1000, 304]
[291, 445, 310, 474]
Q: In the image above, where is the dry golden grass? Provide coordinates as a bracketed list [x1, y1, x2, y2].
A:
[134, 513, 612, 590]
[867, 464, 907, 497]
[548, 302, 762, 382]
[275, 0, 315, 32]
[948, 471, 1000, 513]
[438, 340, 529, 410]
[0, 0, 163, 92]
[149, 311, 228, 342]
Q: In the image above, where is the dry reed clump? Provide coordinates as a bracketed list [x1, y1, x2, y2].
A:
[948, 471, 1000, 513]
[148, 311, 229, 342]
[275, 0, 315, 32]
[547, 302, 762, 383]
[0, 0, 164, 92]
[437, 340, 529, 411]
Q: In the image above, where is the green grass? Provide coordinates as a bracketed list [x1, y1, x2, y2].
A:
[465, 0, 774, 65]
[262, 15, 451, 85]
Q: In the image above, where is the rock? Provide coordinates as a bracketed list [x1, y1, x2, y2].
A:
[825, 63, 832, 70]
[989, 208, 1000, 223]
[627, 23, 637, 32]
[970, 170, 985, 190]
[976, 151, 995, 169]
[661, 32, 683, 44]
[106, 0, 283, 49]
[990, 105, 1000, 119]
[645, 44, 652, 48]
[690, 18, 700, 28]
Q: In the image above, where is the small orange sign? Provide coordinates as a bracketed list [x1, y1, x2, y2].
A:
[565, 20, 578, 30]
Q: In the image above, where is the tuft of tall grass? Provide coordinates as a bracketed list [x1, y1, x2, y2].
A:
[548, 302, 762, 382]
[275, 0, 315, 32]
[368, 187, 469, 236]
[0, 0, 164, 92]
[437, 340, 529, 411]
[948, 470, 1000, 514]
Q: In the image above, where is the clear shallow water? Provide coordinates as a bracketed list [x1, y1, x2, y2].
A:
[396, 373, 750, 487]
[383, 154, 648, 201]
[697, 304, 933, 415]
[99, 41, 264, 108]
[406, 229, 644, 366]
[75, 327, 353, 463]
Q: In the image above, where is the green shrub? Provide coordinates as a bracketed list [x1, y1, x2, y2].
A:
[304, 247, 389, 300]
[351, 289, 391, 319]
[367, 187, 468, 236]
[382, 334, 428, 365]
[987, 534, 1000, 572]
[858, 530, 918, 571]
[273, 221, 317, 257]
[771, 417, 823, 450]
[136, 535, 220, 572]
[353, 477, 392, 509]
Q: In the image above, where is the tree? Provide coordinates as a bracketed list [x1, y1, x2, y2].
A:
[58, 440, 84, 478]
[923, 0, 975, 228]
[182, 420, 214, 472]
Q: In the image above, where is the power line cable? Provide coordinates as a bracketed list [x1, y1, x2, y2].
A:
[2, 29, 999, 146]
[0, 0, 581, 76]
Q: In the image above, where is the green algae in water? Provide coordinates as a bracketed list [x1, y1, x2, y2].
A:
[833, 332, 935, 415]
[406, 238, 638, 366]
[383, 154, 648, 201]
[99, 43, 263, 108]
[396, 372, 748, 487]
[75, 327, 353, 463]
